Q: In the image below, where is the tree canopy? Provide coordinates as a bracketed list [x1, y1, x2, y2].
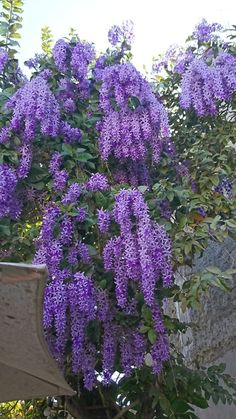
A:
[1, 2, 236, 418]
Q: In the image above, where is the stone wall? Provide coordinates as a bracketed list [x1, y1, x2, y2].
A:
[174, 238, 236, 418]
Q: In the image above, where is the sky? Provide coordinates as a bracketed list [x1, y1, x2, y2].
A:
[19, 0, 236, 72]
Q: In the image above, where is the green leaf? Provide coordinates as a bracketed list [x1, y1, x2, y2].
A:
[99, 279, 107, 289]
[77, 152, 94, 162]
[226, 219, 236, 228]
[33, 181, 45, 190]
[206, 266, 221, 275]
[142, 306, 152, 323]
[140, 325, 150, 334]
[159, 394, 172, 414]
[190, 395, 208, 409]
[148, 329, 157, 344]
[171, 400, 192, 413]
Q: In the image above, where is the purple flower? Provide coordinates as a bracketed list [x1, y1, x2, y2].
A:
[24, 54, 41, 69]
[61, 121, 81, 143]
[97, 209, 111, 233]
[0, 48, 8, 73]
[6, 73, 60, 140]
[108, 25, 123, 46]
[192, 19, 222, 42]
[98, 63, 170, 162]
[40, 204, 61, 241]
[0, 164, 22, 219]
[63, 98, 76, 113]
[102, 322, 117, 383]
[43, 279, 68, 361]
[108, 20, 134, 46]
[197, 207, 207, 218]
[17, 144, 32, 178]
[53, 170, 68, 192]
[86, 173, 109, 192]
[0, 127, 11, 144]
[214, 177, 233, 199]
[53, 39, 71, 73]
[93, 54, 106, 79]
[180, 53, 236, 116]
[77, 241, 91, 264]
[173, 49, 194, 75]
[49, 152, 62, 174]
[76, 207, 87, 222]
[151, 334, 169, 374]
[104, 189, 173, 307]
[61, 182, 81, 205]
[71, 41, 95, 80]
[68, 272, 96, 319]
[60, 216, 73, 245]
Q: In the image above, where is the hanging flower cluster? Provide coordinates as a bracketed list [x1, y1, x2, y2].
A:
[214, 177, 233, 200]
[103, 189, 173, 307]
[0, 47, 8, 73]
[192, 19, 222, 42]
[98, 62, 170, 162]
[180, 52, 236, 115]
[6, 72, 60, 140]
[33, 183, 173, 388]
[86, 172, 110, 191]
[108, 20, 134, 46]
[0, 163, 22, 219]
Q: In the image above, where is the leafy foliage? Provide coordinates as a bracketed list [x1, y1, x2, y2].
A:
[0, 6, 236, 419]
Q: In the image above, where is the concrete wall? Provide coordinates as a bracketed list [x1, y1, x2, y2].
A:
[174, 238, 236, 418]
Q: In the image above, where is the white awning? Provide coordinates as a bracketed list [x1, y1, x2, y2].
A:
[0, 263, 75, 402]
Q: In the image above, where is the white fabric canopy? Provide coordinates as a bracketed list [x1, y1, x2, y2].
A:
[0, 263, 75, 402]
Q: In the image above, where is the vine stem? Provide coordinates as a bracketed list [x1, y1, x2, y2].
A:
[113, 400, 139, 419]
[5, 0, 14, 52]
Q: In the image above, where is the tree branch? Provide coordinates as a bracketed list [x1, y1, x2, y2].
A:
[113, 400, 139, 419]
[65, 396, 87, 419]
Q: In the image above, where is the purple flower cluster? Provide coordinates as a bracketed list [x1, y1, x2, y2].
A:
[36, 191, 172, 385]
[214, 177, 233, 199]
[71, 41, 95, 81]
[61, 182, 81, 205]
[49, 152, 62, 174]
[53, 39, 71, 73]
[192, 19, 222, 42]
[6, 73, 60, 140]
[48, 152, 69, 192]
[86, 173, 109, 192]
[180, 58, 216, 115]
[104, 189, 173, 307]
[0, 126, 11, 144]
[0, 47, 8, 73]
[53, 40, 94, 100]
[108, 20, 134, 46]
[24, 53, 42, 70]
[98, 63, 170, 162]
[152, 44, 185, 74]
[173, 49, 194, 75]
[17, 144, 32, 178]
[0, 164, 22, 219]
[212, 53, 236, 101]
[76, 207, 87, 222]
[0, 74, 65, 196]
[180, 52, 236, 115]
[150, 303, 170, 373]
[97, 209, 111, 233]
[93, 54, 107, 79]
[61, 121, 81, 143]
